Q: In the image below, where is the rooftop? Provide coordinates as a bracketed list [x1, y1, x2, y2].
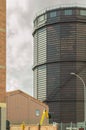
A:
[34, 3, 86, 19]
[6, 90, 48, 108]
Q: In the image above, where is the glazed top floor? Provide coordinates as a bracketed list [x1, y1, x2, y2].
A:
[33, 6, 86, 30]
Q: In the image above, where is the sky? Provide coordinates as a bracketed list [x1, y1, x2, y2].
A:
[6, 0, 86, 96]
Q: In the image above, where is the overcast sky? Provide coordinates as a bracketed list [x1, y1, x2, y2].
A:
[6, 0, 86, 96]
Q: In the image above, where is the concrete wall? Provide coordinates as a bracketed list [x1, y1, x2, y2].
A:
[10, 125, 58, 130]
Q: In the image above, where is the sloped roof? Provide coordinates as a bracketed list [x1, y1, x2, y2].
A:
[6, 90, 48, 108]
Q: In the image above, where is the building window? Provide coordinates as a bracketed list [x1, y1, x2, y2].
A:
[64, 10, 72, 15]
[50, 11, 57, 18]
[34, 20, 37, 27]
[38, 14, 47, 23]
[35, 109, 40, 116]
[80, 10, 86, 16]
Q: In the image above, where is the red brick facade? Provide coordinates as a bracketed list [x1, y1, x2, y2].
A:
[6, 90, 49, 124]
[0, 0, 6, 102]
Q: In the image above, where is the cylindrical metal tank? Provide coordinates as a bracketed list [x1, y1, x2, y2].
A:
[33, 6, 86, 123]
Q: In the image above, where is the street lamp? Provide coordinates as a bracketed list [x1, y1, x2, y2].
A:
[70, 72, 86, 122]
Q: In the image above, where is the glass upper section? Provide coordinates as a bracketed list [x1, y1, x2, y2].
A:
[50, 11, 57, 17]
[34, 14, 47, 27]
[33, 7, 86, 28]
[80, 10, 86, 15]
[38, 14, 47, 22]
[64, 9, 72, 15]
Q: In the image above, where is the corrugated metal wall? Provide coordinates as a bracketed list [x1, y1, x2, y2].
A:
[33, 7, 86, 123]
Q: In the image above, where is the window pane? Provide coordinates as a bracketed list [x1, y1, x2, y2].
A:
[50, 11, 57, 17]
[34, 20, 37, 26]
[64, 10, 72, 15]
[35, 109, 40, 116]
[80, 10, 86, 16]
[38, 15, 45, 22]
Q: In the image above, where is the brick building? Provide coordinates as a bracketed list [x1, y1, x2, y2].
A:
[0, 0, 6, 102]
[6, 90, 49, 124]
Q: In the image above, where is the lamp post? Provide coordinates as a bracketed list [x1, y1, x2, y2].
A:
[70, 72, 86, 122]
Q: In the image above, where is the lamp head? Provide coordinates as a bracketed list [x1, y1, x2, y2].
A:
[70, 72, 75, 75]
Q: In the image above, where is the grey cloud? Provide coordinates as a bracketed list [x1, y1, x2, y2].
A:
[7, 11, 33, 95]
[7, 61, 33, 95]
[7, 0, 86, 95]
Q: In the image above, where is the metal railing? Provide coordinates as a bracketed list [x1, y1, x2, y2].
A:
[34, 3, 86, 20]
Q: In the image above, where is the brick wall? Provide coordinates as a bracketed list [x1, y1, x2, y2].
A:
[0, 0, 6, 102]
